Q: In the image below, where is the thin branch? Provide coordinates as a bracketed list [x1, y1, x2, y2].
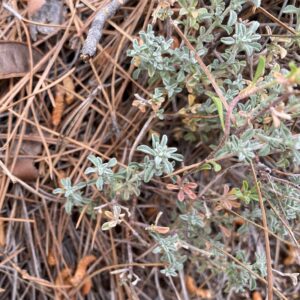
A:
[128, 113, 155, 162]
[169, 276, 182, 300]
[171, 20, 229, 112]
[224, 80, 275, 137]
[3, 2, 66, 28]
[155, 267, 166, 300]
[255, 6, 296, 35]
[209, 241, 287, 300]
[250, 161, 273, 300]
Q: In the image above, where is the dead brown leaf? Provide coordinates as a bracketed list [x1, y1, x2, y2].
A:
[55, 267, 72, 300]
[252, 291, 263, 300]
[284, 245, 300, 266]
[47, 249, 57, 266]
[55, 267, 72, 286]
[0, 41, 43, 79]
[63, 76, 75, 105]
[27, 0, 46, 15]
[57, 170, 67, 188]
[81, 277, 93, 296]
[12, 158, 39, 182]
[144, 207, 158, 218]
[233, 217, 245, 226]
[52, 87, 65, 126]
[69, 255, 96, 287]
[170, 36, 180, 49]
[185, 275, 212, 299]
[219, 225, 232, 238]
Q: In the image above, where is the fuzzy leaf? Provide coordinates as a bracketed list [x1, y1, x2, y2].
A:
[212, 96, 225, 131]
[137, 145, 156, 156]
[53, 188, 63, 194]
[144, 165, 155, 182]
[211, 161, 222, 172]
[282, 5, 298, 14]
[227, 10, 237, 27]
[169, 153, 184, 161]
[199, 163, 212, 171]
[108, 158, 117, 167]
[102, 221, 117, 231]
[84, 167, 96, 175]
[221, 37, 235, 45]
[253, 56, 266, 83]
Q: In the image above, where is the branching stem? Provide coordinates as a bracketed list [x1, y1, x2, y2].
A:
[171, 20, 229, 112]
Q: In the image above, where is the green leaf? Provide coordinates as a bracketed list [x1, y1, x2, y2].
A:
[53, 188, 63, 194]
[85, 167, 96, 174]
[212, 96, 225, 132]
[177, 70, 185, 82]
[64, 201, 73, 214]
[61, 178, 71, 188]
[169, 153, 184, 161]
[249, 277, 257, 290]
[137, 145, 156, 156]
[87, 155, 100, 165]
[241, 129, 255, 141]
[76, 182, 87, 189]
[96, 178, 104, 190]
[144, 165, 155, 182]
[101, 221, 115, 231]
[163, 160, 174, 174]
[132, 68, 141, 80]
[243, 44, 254, 56]
[227, 10, 237, 27]
[161, 135, 168, 147]
[221, 37, 235, 45]
[155, 156, 162, 168]
[108, 158, 117, 167]
[72, 193, 83, 203]
[198, 163, 212, 171]
[253, 56, 266, 83]
[282, 5, 299, 14]
[258, 144, 270, 156]
[211, 161, 222, 172]
[148, 64, 155, 77]
[242, 180, 249, 191]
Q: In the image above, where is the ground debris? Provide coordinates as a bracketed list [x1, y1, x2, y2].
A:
[29, 0, 64, 41]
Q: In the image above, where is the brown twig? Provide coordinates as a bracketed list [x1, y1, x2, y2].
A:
[255, 6, 296, 35]
[81, 0, 129, 60]
[250, 161, 273, 300]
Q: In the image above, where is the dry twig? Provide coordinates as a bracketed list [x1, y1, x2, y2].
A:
[81, 0, 129, 60]
[250, 161, 273, 300]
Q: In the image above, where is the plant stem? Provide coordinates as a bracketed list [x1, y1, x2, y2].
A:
[250, 161, 273, 300]
[171, 20, 229, 111]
